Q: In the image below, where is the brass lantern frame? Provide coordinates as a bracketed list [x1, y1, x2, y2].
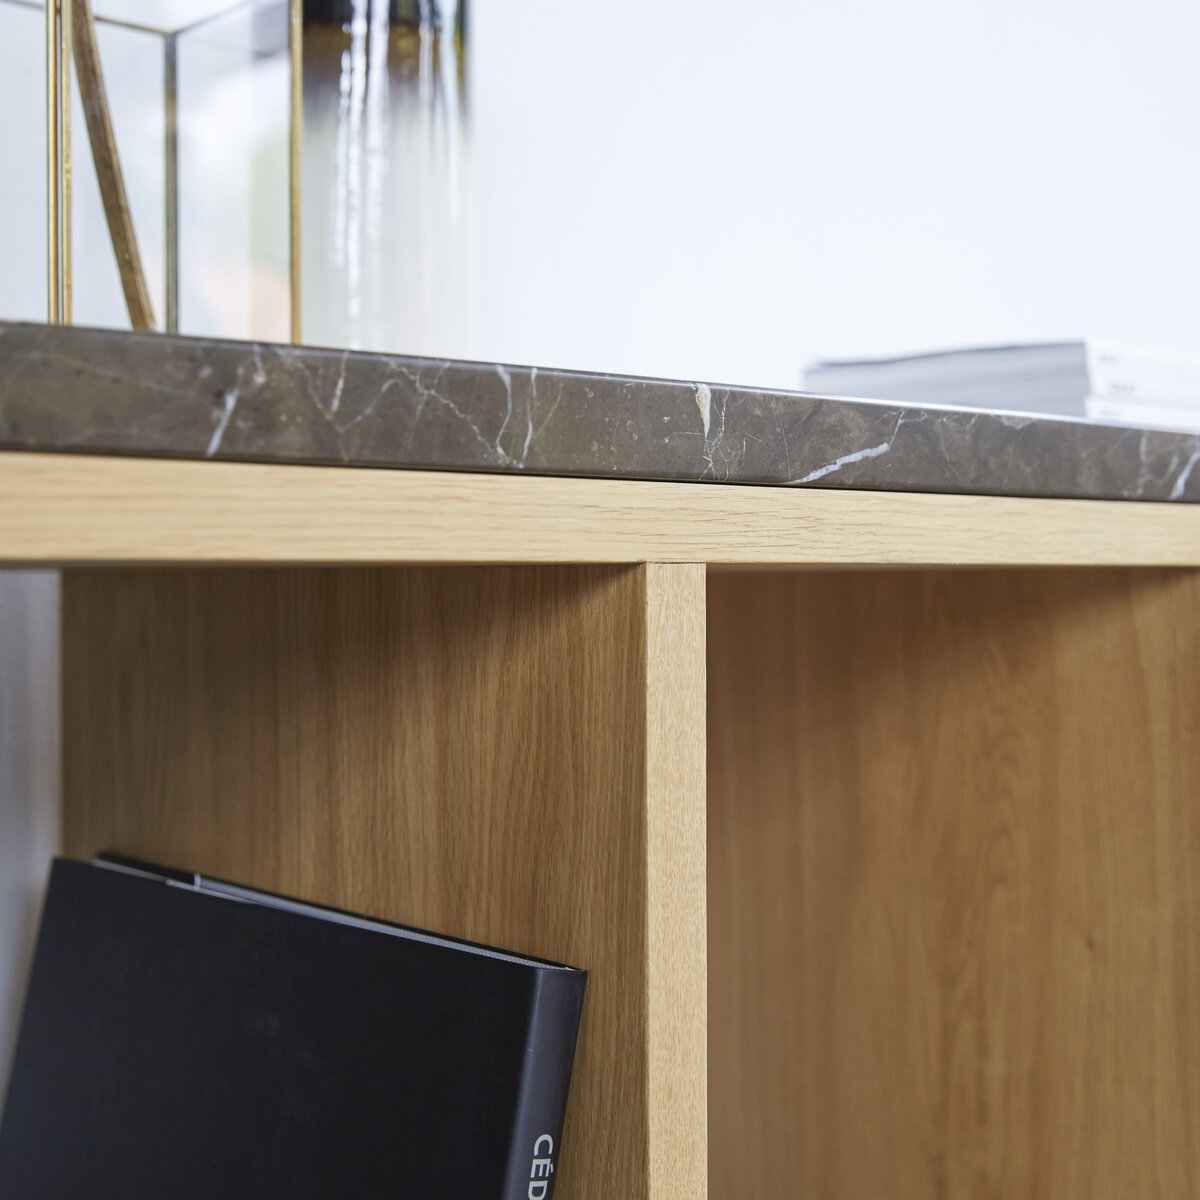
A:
[41, 0, 301, 340]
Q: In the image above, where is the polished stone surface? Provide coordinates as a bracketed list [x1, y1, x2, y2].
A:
[2, 321, 1199, 501]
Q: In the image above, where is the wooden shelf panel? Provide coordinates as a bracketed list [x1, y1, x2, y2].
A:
[708, 567, 1200, 1198]
[62, 564, 707, 1200]
[4, 451, 1200, 566]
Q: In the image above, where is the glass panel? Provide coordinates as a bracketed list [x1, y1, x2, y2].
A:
[1, 0, 289, 337]
[0, 0, 48, 321]
[91, 0, 248, 35]
[176, 0, 290, 340]
[70, 17, 165, 330]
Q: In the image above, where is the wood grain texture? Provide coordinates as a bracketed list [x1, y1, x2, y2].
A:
[4, 452, 1200, 567]
[643, 564, 708, 1195]
[62, 564, 708, 1200]
[708, 567, 1200, 1199]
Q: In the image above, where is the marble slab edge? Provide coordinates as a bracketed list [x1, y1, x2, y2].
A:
[1, 321, 1199, 503]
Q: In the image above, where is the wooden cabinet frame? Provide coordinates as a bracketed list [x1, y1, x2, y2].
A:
[5, 451, 1200, 1197]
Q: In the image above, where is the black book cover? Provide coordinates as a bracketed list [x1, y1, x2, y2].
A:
[0, 857, 586, 1200]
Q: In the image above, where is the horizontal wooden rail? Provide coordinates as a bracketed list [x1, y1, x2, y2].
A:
[2, 451, 1199, 566]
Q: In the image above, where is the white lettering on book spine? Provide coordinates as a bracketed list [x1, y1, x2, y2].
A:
[528, 1135, 555, 1198]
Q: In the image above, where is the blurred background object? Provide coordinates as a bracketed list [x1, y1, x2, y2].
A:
[805, 340, 1200, 432]
[4, 0, 1199, 384]
[0, 0, 473, 351]
[0, 0, 291, 339]
[302, 0, 470, 356]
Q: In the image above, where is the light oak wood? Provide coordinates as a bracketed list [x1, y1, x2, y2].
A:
[643, 564, 708, 1195]
[708, 567, 1200, 1199]
[61, 564, 708, 1200]
[16, 449, 1200, 1194]
[3, 452, 1200, 566]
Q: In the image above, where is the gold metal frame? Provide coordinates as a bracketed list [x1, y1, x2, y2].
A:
[290, 0, 302, 344]
[45, 0, 74, 323]
[46, 0, 302, 338]
[45, 0, 61, 321]
[60, 0, 72, 322]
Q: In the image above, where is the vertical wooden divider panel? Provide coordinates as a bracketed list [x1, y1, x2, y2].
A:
[708, 567, 1200, 1200]
[644, 563, 708, 1197]
[62, 564, 707, 1200]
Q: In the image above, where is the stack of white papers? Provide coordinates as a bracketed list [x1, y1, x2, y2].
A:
[804, 342, 1200, 433]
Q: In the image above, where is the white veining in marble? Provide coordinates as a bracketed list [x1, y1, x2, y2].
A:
[205, 388, 239, 456]
[790, 440, 893, 485]
[695, 383, 712, 438]
[1170, 447, 1200, 500]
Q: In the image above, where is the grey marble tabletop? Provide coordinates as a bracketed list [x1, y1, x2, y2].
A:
[2, 321, 1198, 503]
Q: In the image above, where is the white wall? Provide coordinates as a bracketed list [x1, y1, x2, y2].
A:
[0, 575, 59, 1089]
[0, 0, 47, 323]
[470, 0, 1200, 389]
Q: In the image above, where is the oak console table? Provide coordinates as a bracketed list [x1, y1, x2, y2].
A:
[3, 323, 1199, 1198]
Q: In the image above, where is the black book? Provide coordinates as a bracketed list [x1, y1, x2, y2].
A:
[0, 856, 586, 1200]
